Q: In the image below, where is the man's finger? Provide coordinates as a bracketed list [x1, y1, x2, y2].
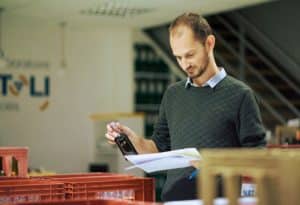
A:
[107, 140, 116, 145]
[112, 122, 122, 133]
[190, 160, 201, 168]
[105, 133, 115, 141]
[106, 123, 114, 132]
[119, 124, 134, 136]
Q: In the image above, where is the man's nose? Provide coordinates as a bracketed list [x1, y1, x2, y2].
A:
[181, 59, 190, 70]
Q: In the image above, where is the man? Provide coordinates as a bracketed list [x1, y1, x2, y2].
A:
[106, 13, 266, 201]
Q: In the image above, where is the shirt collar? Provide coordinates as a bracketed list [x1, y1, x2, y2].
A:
[185, 67, 227, 89]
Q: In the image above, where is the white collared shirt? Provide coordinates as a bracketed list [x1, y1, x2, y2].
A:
[185, 67, 227, 88]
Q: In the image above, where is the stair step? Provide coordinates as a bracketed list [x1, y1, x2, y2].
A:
[260, 111, 295, 123]
[215, 44, 239, 52]
[262, 121, 282, 131]
[249, 83, 291, 91]
[261, 116, 282, 124]
[245, 55, 262, 64]
[248, 68, 277, 76]
[217, 52, 265, 68]
[215, 29, 235, 38]
[262, 99, 300, 107]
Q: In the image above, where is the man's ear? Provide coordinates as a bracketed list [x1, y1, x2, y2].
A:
[205, 35, 215, 53]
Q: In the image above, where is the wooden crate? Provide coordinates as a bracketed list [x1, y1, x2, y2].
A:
[199, 148, 300, 205]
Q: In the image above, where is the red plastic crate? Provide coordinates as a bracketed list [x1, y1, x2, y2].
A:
[31, 173, 134, 182]
[45, 174, 155, 202]
[0, 179, 65, 204]
[0, 147, 28, 177]
[15, 198, 162, 205]
[69, 178, 153, 201]
[33, 173, 127, 179]
[0, 173, 155, 203]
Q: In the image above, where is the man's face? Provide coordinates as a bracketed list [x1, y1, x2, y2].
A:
[170, 26, 209, 80]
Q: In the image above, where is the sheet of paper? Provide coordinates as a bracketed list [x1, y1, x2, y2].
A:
[163, 198, 229, 205]
[163, 197, 256, 205]
[164, 199, 203, 205]
[125, 148, 201, 173]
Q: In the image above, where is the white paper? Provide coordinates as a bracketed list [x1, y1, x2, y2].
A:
[164, 199, 203, 205]
[163, 198, 229, 205]
[164, 198, 257, 205]
[125, 148, 201, 173]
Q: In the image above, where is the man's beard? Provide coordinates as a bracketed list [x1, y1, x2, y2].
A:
[189, 54, 210, 80]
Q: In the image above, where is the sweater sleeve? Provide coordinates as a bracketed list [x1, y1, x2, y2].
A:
[238, 89, 266, 147]
[151, 93, 171, 152]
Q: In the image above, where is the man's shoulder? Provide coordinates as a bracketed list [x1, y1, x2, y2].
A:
[222, 75, 252, 93]
[167, 80, 186, 91]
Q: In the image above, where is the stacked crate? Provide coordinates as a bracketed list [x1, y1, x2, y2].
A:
[199, 148, 300, 205]
[0, 147, 155, 204]
[0, 147, 28, 177]
[0, 179, 65, 204]
[37, 173, 155, 201]
[240, 144, 300, 197]
[15, 199, 162, 205]
[0, 173, 155, 204]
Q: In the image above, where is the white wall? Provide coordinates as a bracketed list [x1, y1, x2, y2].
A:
[0, 15, 134, 173]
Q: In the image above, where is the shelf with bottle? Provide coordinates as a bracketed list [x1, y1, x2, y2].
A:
[133, 43, 172, 140]
[134, 78, 169, 105]
[135, 104, 160, 112]
[135, 71, 170, 80]
[134, 43, 170, 73]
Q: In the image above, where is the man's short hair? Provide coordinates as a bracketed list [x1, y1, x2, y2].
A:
[169, 12, 213, 43]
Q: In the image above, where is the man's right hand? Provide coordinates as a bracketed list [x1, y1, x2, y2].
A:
[105, 122, 139, 146]
[105, 121, 159, 154]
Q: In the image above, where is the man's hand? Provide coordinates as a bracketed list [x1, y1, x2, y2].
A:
[105, 122, 139, 146]
[105, 121, 159, 154]
[190, 160, 201, 169]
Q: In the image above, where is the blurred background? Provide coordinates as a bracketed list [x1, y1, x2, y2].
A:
[0, 0, 299, 201]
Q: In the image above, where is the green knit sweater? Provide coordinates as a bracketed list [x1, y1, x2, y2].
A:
[151, 75, 266, 200]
